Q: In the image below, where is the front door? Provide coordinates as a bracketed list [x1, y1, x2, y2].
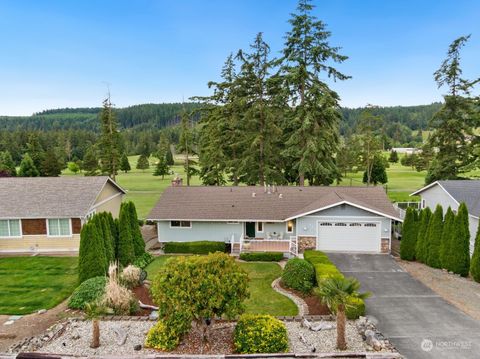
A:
[245, 222, 256, 238]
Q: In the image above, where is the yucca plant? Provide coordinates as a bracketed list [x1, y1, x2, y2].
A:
[85, 301, 105, 349]
[315, 277, 370, 350]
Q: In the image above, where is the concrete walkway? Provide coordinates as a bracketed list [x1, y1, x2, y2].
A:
[326, 253, 480, 359]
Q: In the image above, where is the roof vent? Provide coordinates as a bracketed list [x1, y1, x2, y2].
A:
[279, 193, 283, 199]
[252, 192, 256, 198]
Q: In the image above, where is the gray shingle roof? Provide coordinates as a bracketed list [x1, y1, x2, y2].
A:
[148, 186, 400, 221]
[0, 176, 125, 219]
[438, 180, 480, 217]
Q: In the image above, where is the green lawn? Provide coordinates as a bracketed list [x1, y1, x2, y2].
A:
[0, 257, 78, 315]
[146, 256, 298, 316]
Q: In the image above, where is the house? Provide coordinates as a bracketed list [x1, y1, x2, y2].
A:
[411, 180, 480, 254]
[0, 176, 126, 253]
[147, 185, 401, 255]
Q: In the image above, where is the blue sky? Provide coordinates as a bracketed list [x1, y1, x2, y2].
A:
[0, 0, 478, 115]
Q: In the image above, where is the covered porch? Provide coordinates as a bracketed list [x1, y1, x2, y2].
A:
[230, 236, 298, 257]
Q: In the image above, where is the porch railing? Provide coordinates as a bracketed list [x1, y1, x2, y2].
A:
[393, 201, 420, 220]
[231, 234, 298, 257]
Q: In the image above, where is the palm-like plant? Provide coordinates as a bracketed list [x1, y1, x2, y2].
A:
[315, 277, 370, 350]
[85, 301, 105, 349]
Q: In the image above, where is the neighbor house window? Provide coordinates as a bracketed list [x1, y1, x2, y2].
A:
[257, 222, 263, 232]
[170, 221, 191, 228]
[47, 219, 71, 236]
[286, 220, 294, 233]
[421, 199, 426, 209]
[0, 219, 21, 237]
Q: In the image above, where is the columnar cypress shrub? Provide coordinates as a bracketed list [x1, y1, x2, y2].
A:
[439, 207, 454, 270]
[426, 205, 443, 268]
[450, 203, 470, 277]
[117, 203, 135, 266]
[470, 223, 480, 282]
[113, 217, 120, 258]
[91, 215, 107, 262]
[78, 222, 107, 283]
[100, 213, 115, 263]
[127, 202, 145, 257]
[415, 208, 432, 263]
[400, 207, 417, 261]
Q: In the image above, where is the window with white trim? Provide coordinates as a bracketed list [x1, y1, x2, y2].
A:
[319, 222, 333, 226]
[0, 219, 21, 237]
[257, 222, 263, 232]
[47, 219, 71, 236]
[286, 220, 294, 233]
[364, 223, 377, 227]
[335, 223, 347, 227]
[170, 221, 191, 228]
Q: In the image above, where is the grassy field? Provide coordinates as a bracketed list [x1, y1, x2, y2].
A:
[63, 153, 480, 218]
[0, 257, 78, 315]
[146, 257, 298, 316]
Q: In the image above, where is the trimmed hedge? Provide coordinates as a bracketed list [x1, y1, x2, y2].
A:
[281, 258, 315, 294]
[68, 276, 107, 310]
[234, 314, 289, 354]
[239, 252, 284, 262]
[163, 241, 226, 254]
[304, 250, 365, 319]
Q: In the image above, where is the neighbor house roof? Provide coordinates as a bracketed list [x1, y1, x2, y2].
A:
[0, 176, 126, 219]
[148, 186, 400, 222]
[411, 180, 480, 218]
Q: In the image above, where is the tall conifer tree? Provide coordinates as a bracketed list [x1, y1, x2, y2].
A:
[439, 207, 455, 269]
[98, 95, 121, 180]
[415, 208, 432, 263]
[449, 203, 470, 276]
[426, 205, 443, 268]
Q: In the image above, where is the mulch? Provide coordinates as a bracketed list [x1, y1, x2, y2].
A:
[170, 322, 235, 354]
[132, 285, 156, 316]
[279, 282, 330, 315]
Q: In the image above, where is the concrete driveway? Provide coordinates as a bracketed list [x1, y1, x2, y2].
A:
[326, 253, 480, 359]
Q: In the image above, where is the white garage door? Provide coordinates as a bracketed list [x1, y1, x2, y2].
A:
[317, 220, 381, 252]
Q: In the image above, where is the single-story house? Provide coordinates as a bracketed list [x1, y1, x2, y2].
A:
[411, 180, 480, 255]
[0, 176, 125, 253]
[147, 185, 401, 254]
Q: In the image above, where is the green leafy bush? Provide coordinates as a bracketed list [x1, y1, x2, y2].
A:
[133, 252, 154, 269]
[346, 296, 366, 319]
[234, 314, 288, 354]
[68, 276, 107, 310]
[163, 241, 226, 254]
[281, 258, 315, 294]
[144, 317, 190, 351]
[239, 252, 284, 262]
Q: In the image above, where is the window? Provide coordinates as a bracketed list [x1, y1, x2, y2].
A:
[257, 222, 263, 232]
[421, 199, 426, 209]
[364, 223, 377, 227]
[349, 223, 362, 227]
[286, 220, 294, 233]
[319, 222, 333, 226]
[170, 221, 191, 228]
[47, 219, 71, 236]
[0, 219, 21, 237]
[335, 223, 347, 226]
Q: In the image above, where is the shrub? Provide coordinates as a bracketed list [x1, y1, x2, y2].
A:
[163, 241, 226, 254]
[68, 276, 107, 310]
[239, 252, 284, 262]
[78, 222, 107, 283]
[281, 258, 315, 294]
[449, 203, 470, 277]
[145, 314, 191, 351]
[117, 202, 135, 266]
[102, 263, 138, 315]
[234, 314, 288, 354]
[133, 252, 154, 269]
[470, 223, 480, 282]
[426, 205, 444, 268]
[415, 208, 432, 263]
[345, 296, 366, 319]
[400, 207, 418, 261]
[121, 265, 142, 288]
[127, 202, 146, 257]
[440, 207, 455, 269]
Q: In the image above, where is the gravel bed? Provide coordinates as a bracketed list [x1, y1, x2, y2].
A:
[285, 320, 367, 353]
[40, 320, 157, 356]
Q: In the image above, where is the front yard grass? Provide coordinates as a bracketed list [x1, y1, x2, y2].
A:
[0, 256, 78, 315]
[146, 257, 298, 316]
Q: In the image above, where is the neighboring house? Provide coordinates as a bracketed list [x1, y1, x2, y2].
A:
[391, 147, 421, 155]
[147, 185, 401, 255]
[411, 180, 480, 255]
[0, 176, 126, 253]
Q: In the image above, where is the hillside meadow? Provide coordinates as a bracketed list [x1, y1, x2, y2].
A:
[63, 154, 479, 219]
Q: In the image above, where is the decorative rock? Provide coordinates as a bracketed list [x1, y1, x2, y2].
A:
[134, 344, 142, 351]
[3, 320, 14, 326]
[148, 311, 159, 320]
[37, 309, 47, 314]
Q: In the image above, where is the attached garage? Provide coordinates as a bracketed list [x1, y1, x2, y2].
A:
[317, 220, 381, 252]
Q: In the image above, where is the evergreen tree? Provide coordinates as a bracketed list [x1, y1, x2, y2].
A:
[165, 147, 174, 166]
[0, 151, 17, 177]
[388, 150, 399, 163]
[400, 207, 418, 261]
[156, 133, 170, 160]
[357, 110, 384, 185]
[98, 96, 121, 180]
[41, 147, 63, 176]
[101, 212, 115, 263]
[426, 205, 444, 268]
[83, 147, 99, 176]
[78, 222, 107, 283]
[449, 203, 470, 276]
[127, 202, 145, 257]
[112, 217, 120, 258]
[362, 154, 388, 185]
[117, 203, 135, 266]
[415, 208, 432, 263]
[120, 153, 131, 173]
[153, 156, 170, 179]
[136, 154, 150, 172]
[177, 109, 198, 185]
[280, 0, 350, 185]
[26, 133, 45, 174]
[470, 221, 480, 282]
[425, 36, 479, 183]
[18, 153, 40, 177]
[439, 207, 455, 269]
